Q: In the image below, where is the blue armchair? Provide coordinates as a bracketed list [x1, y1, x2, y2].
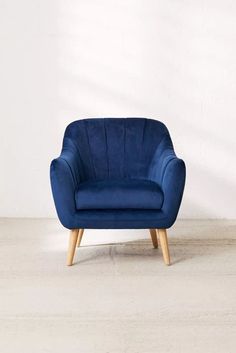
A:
[50, 118, 186, 266]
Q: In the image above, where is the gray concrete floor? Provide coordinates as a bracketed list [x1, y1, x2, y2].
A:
[0, 219, 236, 352]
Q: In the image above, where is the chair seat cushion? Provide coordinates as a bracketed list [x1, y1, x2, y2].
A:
[75, 179, 164, 210]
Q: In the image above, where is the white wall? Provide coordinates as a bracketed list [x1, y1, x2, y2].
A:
[0, 0, 236, 219]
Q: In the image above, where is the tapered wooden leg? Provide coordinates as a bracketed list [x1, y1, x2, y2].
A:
[149, 229, 158, 248]
[77, 229, 84, 247]
[67, 229, 79, 266]
[157, 229, 171, 265]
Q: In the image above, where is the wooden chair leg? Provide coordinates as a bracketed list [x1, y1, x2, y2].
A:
[149, 229, 158, 248]
[77, 229, 84, 247]
[157, 229, 171, 265]
[67, 229, 79, 266]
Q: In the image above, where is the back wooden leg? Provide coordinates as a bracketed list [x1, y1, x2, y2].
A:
[157, 229, 171, 265]
[77, 229, 84, 247]
[67, 229, 79, 266]
[149, 229, 158, 248]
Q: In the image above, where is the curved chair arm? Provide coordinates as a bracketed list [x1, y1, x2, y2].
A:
[148, 134, 186, 227]
[161, 157, 186, 227]
[50, 139, 81, 229]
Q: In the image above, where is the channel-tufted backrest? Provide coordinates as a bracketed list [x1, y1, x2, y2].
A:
[62, 118, 171, 182]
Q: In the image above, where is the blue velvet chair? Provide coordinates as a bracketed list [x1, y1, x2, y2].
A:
[50, 118, 186, 266]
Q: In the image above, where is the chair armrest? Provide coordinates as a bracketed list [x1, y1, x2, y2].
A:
[50, 139, 81, 229]
[161, 157, 186, 226]
[148, 134, 186, 227]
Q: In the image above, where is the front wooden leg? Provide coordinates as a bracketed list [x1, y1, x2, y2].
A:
[67, 229, 79, 266]
[157, 229, 171, 265]
[149, 229, 158, 248]
[77, 229, 84, 247]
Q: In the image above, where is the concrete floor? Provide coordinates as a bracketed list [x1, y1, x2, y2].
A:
[0, 219, 236, 353]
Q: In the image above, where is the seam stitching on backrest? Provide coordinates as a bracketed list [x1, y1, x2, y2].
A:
[84, 120, 97, 179]
[103, 118, 109, 178]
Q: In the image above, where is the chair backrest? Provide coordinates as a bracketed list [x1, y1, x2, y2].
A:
[63, 118, 170, 182]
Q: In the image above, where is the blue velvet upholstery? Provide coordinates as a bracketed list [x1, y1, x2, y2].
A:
[50, 118, 186, 229]
[75, 179, 164, 210]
